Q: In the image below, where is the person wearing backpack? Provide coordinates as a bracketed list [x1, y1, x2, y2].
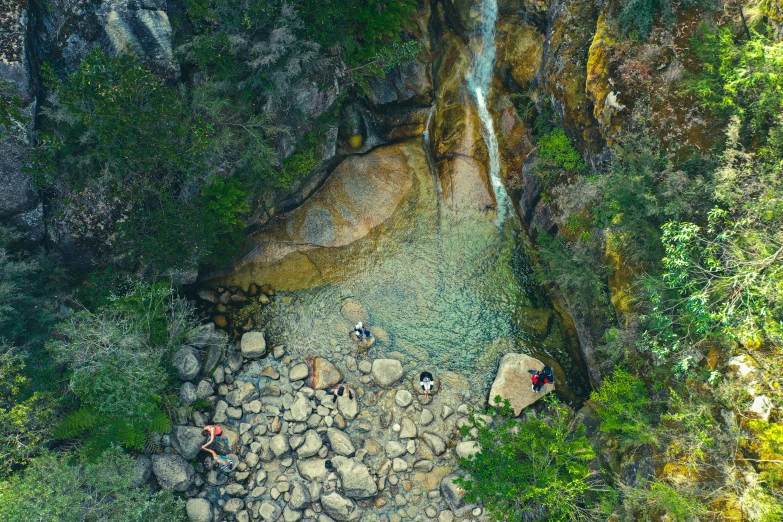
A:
[531, 365, 554, 393]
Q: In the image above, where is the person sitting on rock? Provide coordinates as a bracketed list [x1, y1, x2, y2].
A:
[531, 366, 553, 393]
[332, 383, 354, 401]
[541, 365, 554, 384]
[202, 424, 223, 448]
[420, 371, 434, 399]
[354, 322, 371, 342]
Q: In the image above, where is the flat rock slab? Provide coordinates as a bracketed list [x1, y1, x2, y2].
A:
[489, 353, 553, 415]
[308, 356, 342, 390]
[340, 298, 370, 324]
[371, 359, 404, 387]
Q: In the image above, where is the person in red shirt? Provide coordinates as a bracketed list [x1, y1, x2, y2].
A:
[531, 365, 554, 393]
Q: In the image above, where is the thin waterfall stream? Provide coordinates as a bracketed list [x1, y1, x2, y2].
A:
[467, 0, 511, 223]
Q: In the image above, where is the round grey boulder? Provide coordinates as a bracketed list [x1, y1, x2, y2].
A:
[371, 359, 404, 387]
[186, 498, 213, 522]
[152, 453, 195, 491]
[240, 331, 267, 359]
[172, 347, 201, 381]
[171, 425, 207, 460]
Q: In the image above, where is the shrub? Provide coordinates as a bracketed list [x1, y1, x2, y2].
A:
[618, 480, 707, 521]
[590, 369, 655, 446]
[0, 448, 185, 522]
[0, 343, 57, 477]
[0, 80, 24, 138]
[455, 397, 607, 521]
[538, 128, 586, 173]
[618, 0, 717, 40]
[46, 282, 186, 450]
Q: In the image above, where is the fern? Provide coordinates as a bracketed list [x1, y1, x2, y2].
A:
[146, 409, 172, 434]
[54, 406, 171, 452]
[53, 407, 99, 439]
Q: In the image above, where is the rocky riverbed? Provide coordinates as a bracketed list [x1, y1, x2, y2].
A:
[153, 285, 555, 522]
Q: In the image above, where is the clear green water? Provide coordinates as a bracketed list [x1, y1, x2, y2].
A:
[242, 143, 590, 400]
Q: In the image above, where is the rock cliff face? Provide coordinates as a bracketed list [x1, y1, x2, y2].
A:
[0, 0, 42, 241]
[31, 0, 178, 79]
[4, 0, 717, 378]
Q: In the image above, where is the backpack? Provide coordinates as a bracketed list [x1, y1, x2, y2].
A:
[542, 366, 554, 382]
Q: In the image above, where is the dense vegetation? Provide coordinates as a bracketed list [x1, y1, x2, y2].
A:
[456, 397, 608, 521]
[519, 7, 783, 521]
[0, 1, 420, 519]
[2, 0, 783, 520]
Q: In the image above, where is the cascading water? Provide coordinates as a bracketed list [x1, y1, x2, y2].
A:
[467, 0, 510, 223]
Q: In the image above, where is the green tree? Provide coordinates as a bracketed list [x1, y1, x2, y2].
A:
[0, 448, 185, 522]
[538, 128, 586, 173]
[590, 369, 655, 447]
[689, 28, 783, 146]
[46, 283, 185, 451]
[456, 397, 606, 521]
[32, 49, 251, 268]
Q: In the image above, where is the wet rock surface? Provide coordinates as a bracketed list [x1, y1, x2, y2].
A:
[161, 308, 547, 522]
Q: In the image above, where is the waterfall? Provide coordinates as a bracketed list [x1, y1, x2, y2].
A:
[467, 0, 510, 223]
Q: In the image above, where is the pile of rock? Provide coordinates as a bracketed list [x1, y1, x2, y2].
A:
[154, 317, 556, 522]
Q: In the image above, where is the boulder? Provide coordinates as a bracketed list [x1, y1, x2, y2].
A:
[336, 394, 358, 420]
[270, 433, 290, 457]
[289, 394, 312, 422]
[385, 441, 406, 459]
[240, 331, 267, 359]
[172, 347, 201, 381]
[180, 382, 197, 406]
[171, 425, 207, 460]
[196, 379, 214, 399]
[151, 453, 195, 491]
[332, 456, 378, 499]
[258, 500, 282, 522]
[399, 418, 417, 438]
[297, 458, 329, 481]
[289, 363, 309, 381]
[308, 357, 342, 390]
[440, 473, 476, 517]
[420, 432, 446, 456]
[320, 491, 361, 521]
[395, 390, 413, 407]
[371, 359, 405, 387]
[223, 498, 244, 515]
[131, 455, 152, 487]
[186, 498, 213, 522]
[212, 426, 240, 454]
[296, 430, 323, 458]
[489, 353, 553, 415]
[289, 482, 311, 510]
[282, 505, 301, 522]
[226, 382, 259, 407]
[202, 342, 226, 376]
[327, 428, 356, 456]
